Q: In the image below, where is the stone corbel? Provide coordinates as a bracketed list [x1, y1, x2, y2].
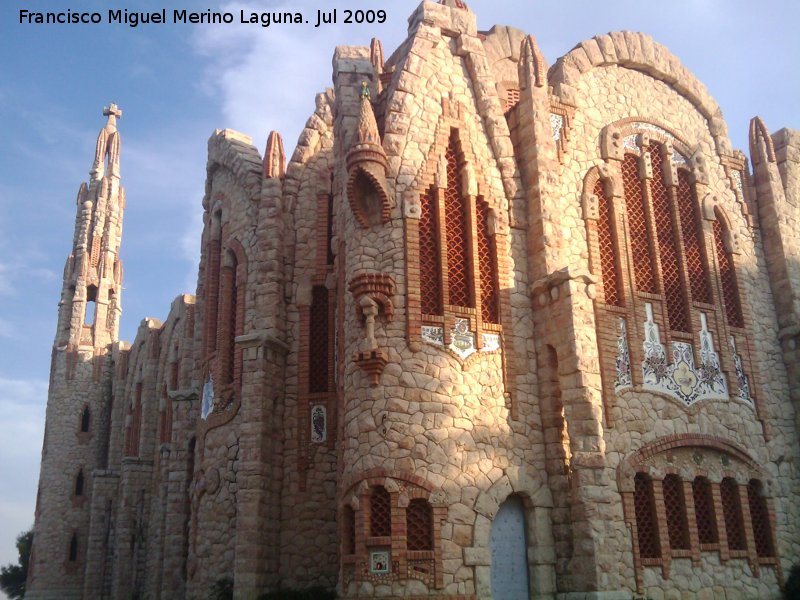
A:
[461, 161, 478, 197]
[600, 123, 625, 161]
[661, 141, 679, 187]
[403, 190, 421, 219]
[530, 268, 598, 306]
[689, 148, 709, 185]
[638, 146, 653, 180]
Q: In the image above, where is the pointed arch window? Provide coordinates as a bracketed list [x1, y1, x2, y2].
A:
[68, 533, 78, 562]
[74, 470, 84, 497]
[595, 178, 623, 306]
[80, 406, 91, 433]
[713, 211, 744, 328]
[633, 472, 660, 559]
[308, 285, 331, 393]
[219, 250, 240, 388]
[414, 129, 502, 349]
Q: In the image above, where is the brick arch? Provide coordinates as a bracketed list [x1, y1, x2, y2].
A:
[618, 434, 763, 491]
[340, 468, 435, 501]
[550, 32, 730, 153]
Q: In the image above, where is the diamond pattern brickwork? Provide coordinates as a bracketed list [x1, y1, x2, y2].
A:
[663, 474, 690, 550]
[676, 170, 712, 304]
[476, 198, 499, 323]
[721, 478, 746, 551]
[419, 186, 443, 315]
[370, 486, 391, 537]
[649, 146, 690, 332]
[407, 499, 433, 551]
[713, 216, 745, 328]
[692, 477, 718, 544]
[595, 178, 622, 306]
[634, 473, 661, 558]
[309, 285, 330, 393]
[622, 154, 657, 294]
[444, 138, 472, 308]
[747, 480, 775, 558]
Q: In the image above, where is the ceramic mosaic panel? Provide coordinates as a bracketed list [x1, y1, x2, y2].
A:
[311, 404, 327, 443]
[201, 375, 214, 420]
[615, 317, 633, 392]
[550, 113, 564, 142]
[641, 305, 727, 405]
[730, 336, 753, 405]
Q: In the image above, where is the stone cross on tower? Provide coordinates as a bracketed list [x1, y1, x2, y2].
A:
[103, 102, 122, 130]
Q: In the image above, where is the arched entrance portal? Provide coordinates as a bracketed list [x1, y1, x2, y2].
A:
[490, 495, 530, 599]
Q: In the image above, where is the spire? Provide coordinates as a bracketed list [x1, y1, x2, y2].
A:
[346, 82, 390, 228]
[103, 102, 122, 132]
[263, 130, 286, 178]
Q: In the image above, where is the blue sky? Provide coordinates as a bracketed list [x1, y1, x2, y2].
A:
[0, 0, 797, 584]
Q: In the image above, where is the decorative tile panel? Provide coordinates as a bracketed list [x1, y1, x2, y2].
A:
[615, 318, 632, 392]
[549, 113, 564, 142]
[641, 305, 727, 405]
[201, 375, 214, 420]
[422, 321, 500, 359]
[311, 404, 327, 443]
[729, 336, 753, 405]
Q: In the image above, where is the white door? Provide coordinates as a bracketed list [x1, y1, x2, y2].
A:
[490, 495, 530, 599]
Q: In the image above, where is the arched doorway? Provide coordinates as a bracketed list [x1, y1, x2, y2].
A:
[490, 495, 530, 599]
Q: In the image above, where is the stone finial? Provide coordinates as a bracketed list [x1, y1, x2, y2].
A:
[749, 116, 776, 165]
[519, 35, 546, 89]
[346, 82, 390, 228]
[439, 0, 469, 9]
[370, 38, 384, 73]
[103, 103, 122, 131]
[263, 131, 286, 179]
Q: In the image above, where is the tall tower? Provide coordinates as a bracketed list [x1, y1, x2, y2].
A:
[27, 104, 125, 599]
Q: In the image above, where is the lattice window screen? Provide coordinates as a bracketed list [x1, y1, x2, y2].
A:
[444, 137, 472, 309]
[407, 499, 433, 551]
[649, 145, 690, 333]
[663, 474, 690, 550]
[595, 178, 623, 306]
[309, 286, 330, 393]
[712, 216, 744, 328]
[747, 479, 775, 558]
[419, 186, 443, 315]
[370, 486, 391, 537]
[622, 154, 657, 294]
[692, 476, 718, 545]
[721, 478, 746, 551]
[634, 473, 661, 558]
[676, 171, 712, 304]
[476, 198, 499, 323]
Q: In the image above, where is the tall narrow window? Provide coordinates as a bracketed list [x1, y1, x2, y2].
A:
[634, 473, 660, 558]
[370, 486, 391, 538]
[648, 144, 690, 332]
[720, 478, 746, 551]
[80, 406, 91, 433]
[419, 186, 442, 316]
[219, 253, 239, 386]
[622, 154, 657, 294]
[662, 474, 690, 550]
[326, 193, 335, 266]
[125, 383, 142, 457]
[308, 286, 330, 393]
[406, 499, 433, 551]
[343, 505, 356, 555]
[676, 171, 712, 304]
[75, 470, 84, 497]
[692, 476, 718, 545]
[595, 178, 623, 306]
[712, 212, 744, 328]
[747, 479, 775, 558]
[204, 215, 222, 359]
[476, 198, 499, 323]
[444, 137, 472, 309]
[84, 285, 97, 326]
[68, 533, 78, 562]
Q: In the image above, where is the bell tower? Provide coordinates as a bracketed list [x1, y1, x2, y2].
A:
[27, 104, 125, 599]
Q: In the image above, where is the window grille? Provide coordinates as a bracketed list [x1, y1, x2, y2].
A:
[595, 178, 622, 306]
[649, 146, 690, 333]
[370, 486, 391, 538]
[634, 473, 661, 558]
[720, 478, 746, 551]
[407, 499, 433, 551]
[676, 171, 712, 304]
[692, 477, 718, 545]
[663, 474, 690, 550]
[419, 187, 443, 315]
[712, 215, 744, 328]
[309, 286, 330, 393]
[747, 480, 775, 558]
[444, 138, 472, 308]
[476, 198, 499, 323]
[622, 154, 657, 294]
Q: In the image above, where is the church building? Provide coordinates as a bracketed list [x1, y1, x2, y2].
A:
[26, 1, 800, 598]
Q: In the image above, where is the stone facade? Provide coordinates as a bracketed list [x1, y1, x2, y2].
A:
[27, 2, 799, 599]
